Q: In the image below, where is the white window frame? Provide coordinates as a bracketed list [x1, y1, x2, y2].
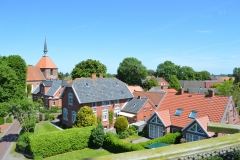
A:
[186, 133, 205, 142]
[72, 111, 76, 123]
[114, 107, 120, 119]
[149, 124, 163, 138]
[102, 108, 108, 121]
[150, 107, 152, 111]
[92, 102, 98, 108]
[102, 101, 107, 107]
[144, 108, 146, 112]
[106, 100, 111, 106]
[63, 108, 68, 121]
[115, 100, 119, 105]
[226, 113, 229, 124]
[187, 123, 204, 134]
[93, 109, 97, 117]
[68, 92, 73, 106]
[52, 99, 55, 106]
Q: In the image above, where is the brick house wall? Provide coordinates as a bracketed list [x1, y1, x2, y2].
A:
[41, 68, 58, 80]
[136, 100, 156, 122]
[26, 81, 41, 93]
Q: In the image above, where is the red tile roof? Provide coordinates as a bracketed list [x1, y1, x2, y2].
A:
[35, 56, 58, 69]
[27, 66, 46, 81]
[157, 110, 171, 127]
[133, 91, 165, 107]
[196, 116, 215, 137]
[157, 92, 230, 128]
[163, 88, 177, 93]
[127, 85, 143, 93]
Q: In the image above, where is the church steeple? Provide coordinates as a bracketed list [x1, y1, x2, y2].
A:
[43, 37, 48, 56]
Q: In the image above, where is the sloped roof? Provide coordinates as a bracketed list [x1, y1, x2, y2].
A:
[127, 85, 143, 93]
[196, 116, 215, 137]
[35, 56, 58, 69]
[148, 87, 177, 93]
[179, 80, 205, 91]
[27, 66, 46, 81]
[133, 91, 165, 107]
[67, 78, 133, 103]
[33, 80, 67, 96]
[210, 76, 223, 82]
[187, 88, 218, 94]
[121, 97, 148, 114]
[157, 110, 171, 127]
[156, 92, 230, 128]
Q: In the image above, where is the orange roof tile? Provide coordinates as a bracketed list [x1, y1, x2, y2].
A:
[27, 66, 46, 81]
[35, 56, 58, 69]
[157, 110, 171, 127]
[196, 116, 215, 137]
[133, 91, 165, 107]
[157, 92, 230, 128]
[163, 88, 177, 93]
[127, 85, 143, 93]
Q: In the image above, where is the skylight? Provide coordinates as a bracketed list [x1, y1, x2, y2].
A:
[116, 82, 119, 86]
[174, 109, 183, 116]
[189, 111, 198, 119]
[121, 91, 124, 94]
[132, 103, 136, 107]
[86, 83, 89, 87]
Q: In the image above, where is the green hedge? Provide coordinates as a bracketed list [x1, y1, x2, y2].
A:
[103, 132, 144, 153]
[0, 117, 4, 125]
[29, 126, 95, 158]
[103, 132, 181, 153]
[6, 117, 12, 123]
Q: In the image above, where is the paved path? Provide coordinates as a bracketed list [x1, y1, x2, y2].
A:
[0, 120, 21, 160]
[131, 137, 150, 144]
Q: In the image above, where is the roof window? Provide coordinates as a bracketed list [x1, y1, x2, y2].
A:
[132, 103, 136, 107]
[86, 83, 89, 87]
[121, 91, 124, 94]
[116, 82, 119, 86]
[189, 111, 198, 119]
[174, 109, 183, 116]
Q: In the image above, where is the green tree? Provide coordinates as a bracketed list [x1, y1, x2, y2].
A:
[105, 73, 116, 78]
[210, 83, 222, 88]
[58, 72, 65, 80]
[109, 110, 114, 128]
[27, 84, 32, 96]
[194, 72, 203, 80]
[178, 66, 195, 80]
[144, 78, 159, 90]
[199, 71, 211, 80]
[233, 67, 240, 84]
[114, 116, 128, 134]
[74, 106, 97, 128]
[147, 69, 155, 76]
[64, 72, 70, 77]
[0, 102, 10, 117]
[156, 61, 180, 82]
[117, 57, 148, 85]
[6, 55, 27, 99]
[91, 124, 105, 148]
[168, 75, 181, 91]
[71, 59, 107, 80]
[216, 79, 234, 96]
[10, 98, 38, 132]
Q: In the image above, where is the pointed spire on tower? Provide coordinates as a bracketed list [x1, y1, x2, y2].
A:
[43, 36, 48, 56]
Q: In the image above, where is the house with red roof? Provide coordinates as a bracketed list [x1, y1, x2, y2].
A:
[146, 88, 240, 142]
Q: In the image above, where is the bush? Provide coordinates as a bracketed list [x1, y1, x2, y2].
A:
[90, 124, 105, 148]
[127, 125, 137, 135]
[39, 114, 43, 121]
[49, 114, 55, 121]
[16, 132, 34, 153]
[118, 130, 130, 139]
[29, 126, 95, 158]
[45, 113, 49, 121]
[0, 102, 10, 117]
[142, 125, 148, 137]
[74, 106, 97, 128]
[6, 116, 12, 123]
[0, 117, 4, 125]
[114, 116, 128, 134]
[35, 118, 39, 123]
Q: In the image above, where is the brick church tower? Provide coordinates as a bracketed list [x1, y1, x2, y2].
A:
[35, 38, 58, 80]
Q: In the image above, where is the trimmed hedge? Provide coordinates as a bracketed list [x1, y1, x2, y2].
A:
[0, 117, 4, 125]
[29, 126, 95, 158]
[6, 117, 12, 123]
[103, 132, 181, 153]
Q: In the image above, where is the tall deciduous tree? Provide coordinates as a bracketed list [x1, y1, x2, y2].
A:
[71, 59, 107, 80]
[168, 75, 181, 91]
[233, 67, 240, 84]
[117, 57, 147, 85]
[144, 78, 159, 90]
[74, 106, 97, 128]
[147, 69, 155, 76]
[216, 79, 234, 96]
[199, 71, 211, 80]
[58, 72, 64, 80]
[178, 66, 195, 80]
[156, 61, 180, 82]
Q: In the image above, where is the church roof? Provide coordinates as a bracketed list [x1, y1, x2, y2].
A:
[35, 56, 58, 69]
[27, 66, 46, 81]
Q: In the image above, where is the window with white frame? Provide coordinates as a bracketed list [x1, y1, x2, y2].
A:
[149, 124, 164, 138]
[45, 97, 48, 106]
[150, 107, 152, 111]
[226, 113, 229, 123]
[150, 115, 163, 125]
[233, 110, 236, 120]
[114, 107, 120, 119]
[188, 123, 204, 134]
[92, 102, 98, 108]
[72, 111, 76, 123]
[102, 101, 107, 107]
[52, 99, 55, 106]
[186, 133, 205, 142]
[115, 100, 119, 105]
[93, 109, 97, 117]
[102, 108, 108, 121]
[106, 100, 111, 106]
[143, 116, 146, 121]
[68, 92, 73, 106]
[63, 108, 68, 120]
[144, 108, 146, 112]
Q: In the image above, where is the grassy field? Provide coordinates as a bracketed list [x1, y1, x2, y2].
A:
[45, 148, 112, 160]
[34, 121, 60, 134]
[120, 135, 143, 143]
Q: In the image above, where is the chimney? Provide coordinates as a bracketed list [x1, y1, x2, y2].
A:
[91, 73, 96, 79]
[208, 89, 215, 97]
[178, 87, 184, 95]
[99, 73, 103, 78]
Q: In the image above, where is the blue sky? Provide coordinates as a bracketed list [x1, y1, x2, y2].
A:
[1, 1, 240, 75]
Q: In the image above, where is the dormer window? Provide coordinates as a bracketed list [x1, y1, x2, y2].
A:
[174, 109, 183, 116]
[189, 111, 198, 119]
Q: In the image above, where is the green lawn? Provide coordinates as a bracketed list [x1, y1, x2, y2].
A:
[120, 135, 143, 143]
[45, 148, 112, 160]
[34, 122, 60, 134]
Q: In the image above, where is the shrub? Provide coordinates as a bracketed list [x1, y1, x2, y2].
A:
[45, 113, 49, 121]
[97, 115, 102, 125]
[16, 132, 34, 153]
[142, 125, 148, 137]
[108, 110, 114, 128]
[0, 117, 4, 125]
[35, 118, 39, 123]
[74, 106, 97, 128]
[39, 114, 43, 121]
[49, 114, 55, 121]
[114, 116, 128, 134]
[6, 116, 12, 123]
[90, 124, 105, 148]
[29, 126, 95, 158]
[118, 130, 130, 139]
[27, 84, 32, 96]
[127, 125, 137, 136]
[0, 102, 10, 117]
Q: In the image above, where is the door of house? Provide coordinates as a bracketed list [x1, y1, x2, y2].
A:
[149, 124, 163, 138]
